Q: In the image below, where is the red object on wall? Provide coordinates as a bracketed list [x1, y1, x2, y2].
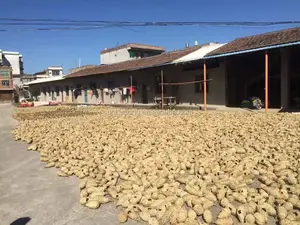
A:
[129, 87, 136, 94]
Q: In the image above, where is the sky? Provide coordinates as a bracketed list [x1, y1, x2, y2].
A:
[0, 0, 299, 74]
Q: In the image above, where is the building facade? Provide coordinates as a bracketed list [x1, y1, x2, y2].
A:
[27, 27, 300, 111]
[28, 44, 225, 106]
[100, 43, 165, 65]
[34, 66, 63, 79]
[0, 50, 24, 87]
[0, 66, 14, 102]
[21, 74, 37, 84]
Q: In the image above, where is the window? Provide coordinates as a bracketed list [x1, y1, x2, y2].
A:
[195, 75, 210, 93]
[47, 87, 51, 96]
[129, 51, 135, 58]
[52, 70, 60, 76]
[129, 51, 144, 58]
[0, 71, 9, 77]
[155, 75, 166, 94]
[136, 52, 142, 58]
[1, 80, 9, 87]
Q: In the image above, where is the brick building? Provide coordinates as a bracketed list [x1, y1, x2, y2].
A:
[0, 66, 14, 103]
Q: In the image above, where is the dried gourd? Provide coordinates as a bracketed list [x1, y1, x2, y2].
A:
[203, 209, 213, 224]
[13, 107, 300, 225]
[215, 217, 233, 225]
[85, 200, 100, 209]
[177, 207, 188, 223]
[217, 207, 231, 219]
[118, 211, 128, 223]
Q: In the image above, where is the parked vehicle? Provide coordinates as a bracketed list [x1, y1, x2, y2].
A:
[241, 97, 264, 110]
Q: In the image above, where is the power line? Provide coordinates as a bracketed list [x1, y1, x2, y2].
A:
[0, 18, 133, 23]
[0, 18, 299, 32]
[159, 79, 213, 86]
[0, 25, 117, 32]
[0, 18, 300, 25]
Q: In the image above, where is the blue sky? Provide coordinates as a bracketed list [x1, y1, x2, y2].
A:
[0, 0, 299, 74]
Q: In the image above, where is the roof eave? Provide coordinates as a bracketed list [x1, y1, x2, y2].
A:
[204, 41, 300, 59]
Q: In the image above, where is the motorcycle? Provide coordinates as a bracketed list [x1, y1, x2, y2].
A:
[241, 97, 264, 110]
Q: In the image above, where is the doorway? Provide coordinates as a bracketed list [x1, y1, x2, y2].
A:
[142, 84, 148, 103]
[290, 78, 300, 108]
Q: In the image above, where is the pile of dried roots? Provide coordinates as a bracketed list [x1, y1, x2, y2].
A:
[12, 106, 300, 225]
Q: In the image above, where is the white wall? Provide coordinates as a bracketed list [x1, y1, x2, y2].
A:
[48, 67, 63, 77]
[29, 63, 227, 107]
[3, 53, 21, 75]
[13, 78, 21, 87]
[101, 48, 130, 65]
[173, 43, 225, 63]
[177, 62, 226, 106]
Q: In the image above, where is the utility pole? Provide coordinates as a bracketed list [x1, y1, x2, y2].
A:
[161, 70, 164, 110]
[203, 60, 207, 112]
[130, 76, 133, 106]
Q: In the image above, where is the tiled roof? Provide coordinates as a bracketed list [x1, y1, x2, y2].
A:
[66, 46, 202, 78]
[68, 65, 98, 74]
[101, 43, 166, 54]
[24, 76, 64, 85]
[34, 70, 47, 75]
[206, 27, 300, 56]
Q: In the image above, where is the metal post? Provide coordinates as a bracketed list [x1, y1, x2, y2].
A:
[203, 60, 207, 111]
[130, 76, 133, 106]
[161, 70, 164, 110]
[265, 51, 269, 113]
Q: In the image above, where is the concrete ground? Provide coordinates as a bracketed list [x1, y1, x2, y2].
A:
[0, 104, 138, 225]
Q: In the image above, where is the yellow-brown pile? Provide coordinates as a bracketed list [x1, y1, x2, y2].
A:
[12, 106, 300, 225]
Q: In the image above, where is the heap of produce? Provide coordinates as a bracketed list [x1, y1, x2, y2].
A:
[13, 106, 300, 225]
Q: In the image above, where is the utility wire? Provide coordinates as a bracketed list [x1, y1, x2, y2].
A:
[0, 18, 299, 32]
[1, 18, 300, 25]
[159, 79, 213, 86]
[1, 21, 300, 26]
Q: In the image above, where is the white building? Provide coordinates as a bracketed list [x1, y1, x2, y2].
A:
[34, 66, 63, 79]
[0, 50, 24, 87]
[100, 43, 165, 65]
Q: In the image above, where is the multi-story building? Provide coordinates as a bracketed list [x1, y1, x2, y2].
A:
[0, 66, 14, 102]
[34, 66, 63, 79]
[100, 43, 165, 65]
[21, 74, 37, 84]
[0, 50, 24, 87]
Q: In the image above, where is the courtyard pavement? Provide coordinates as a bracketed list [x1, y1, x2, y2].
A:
[0, 104, 137, 225]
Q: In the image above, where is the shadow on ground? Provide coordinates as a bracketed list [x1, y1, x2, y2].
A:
[10, 217, 31, 225]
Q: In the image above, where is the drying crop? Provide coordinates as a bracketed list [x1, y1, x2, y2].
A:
[12, 106, 300, 225]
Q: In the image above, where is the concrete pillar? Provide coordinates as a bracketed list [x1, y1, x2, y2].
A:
[281, 48, 290, 109]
